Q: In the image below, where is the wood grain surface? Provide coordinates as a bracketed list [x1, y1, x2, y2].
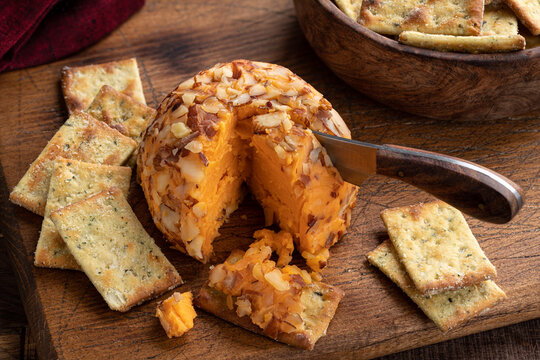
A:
[294, 0, 540, 121]
[0, 0, 539, 359]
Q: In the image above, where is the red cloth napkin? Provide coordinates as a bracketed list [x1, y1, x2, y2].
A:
[0, 0, 145, 73]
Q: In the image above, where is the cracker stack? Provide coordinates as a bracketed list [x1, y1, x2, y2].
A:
[10, 58, 181, 312]
[367, 200, 506, 331]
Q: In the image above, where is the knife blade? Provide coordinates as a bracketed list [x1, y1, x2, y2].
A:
[312, 131, 524, 224]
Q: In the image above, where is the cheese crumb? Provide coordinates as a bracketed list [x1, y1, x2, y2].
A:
[156, 291, 197, 338]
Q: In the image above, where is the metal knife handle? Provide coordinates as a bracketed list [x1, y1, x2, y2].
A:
[376, 144, 524, 223]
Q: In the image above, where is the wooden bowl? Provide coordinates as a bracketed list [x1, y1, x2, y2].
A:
[293, 0, 540, 120]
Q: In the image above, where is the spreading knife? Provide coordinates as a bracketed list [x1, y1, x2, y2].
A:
[313, 131, 524, 224]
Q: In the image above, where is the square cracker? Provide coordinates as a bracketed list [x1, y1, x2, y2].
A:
[50, 188, 182, 312]
[503, 0, 540, 35]
[9, 111, 136, 216]
[381, 201, 497, 295]
[398, 32, 525, 53]
[34, 158, 132, 270]
[366, 240, 506, 331]
[335, 0, 363, 21]
[61, 58, 146, 114]
[359, 0, 484, 36]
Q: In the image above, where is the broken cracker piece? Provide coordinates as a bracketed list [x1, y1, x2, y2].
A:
[51, 188, 182, 312]
[367, 240, 506, 331]
[195, 241, 344, 350]
[156, 291, 197, 338]
[381, 201, 497, 295]
[34, 158, 131, 270]
[398, 31, 526, 53]
[9, 111, 136, 216]
[359, 0, 484, 36]
[61, 58, 146, 113]
[503, 0, 540, 35]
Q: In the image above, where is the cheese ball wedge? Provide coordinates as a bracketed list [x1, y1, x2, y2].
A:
[138, 60, 357, 270]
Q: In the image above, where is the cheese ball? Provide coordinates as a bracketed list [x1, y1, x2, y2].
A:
[138, 60, 357, 270]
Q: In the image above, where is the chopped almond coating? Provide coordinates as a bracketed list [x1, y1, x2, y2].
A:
[156, 292, 197, 338]
[197, 240, 344, 349]
[138, 60, 357, 269]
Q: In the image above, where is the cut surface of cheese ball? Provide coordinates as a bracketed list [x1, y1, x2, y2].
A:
[156, 291, 197, 338]
[138, 60, 357, 270]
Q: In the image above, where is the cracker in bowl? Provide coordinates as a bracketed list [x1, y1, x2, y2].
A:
[335, 0, 363, 21]
[481, 3, 519, 35]
[359, 0, 484, 36]
[380, 201, 497, 295]
[34, 158, 131, 270]
[61, 58, 146, 113]
[9, 111, 136, 216]
[50, 188, 182, 312]
[367, 240, 506, 331]
[398, 32, 525, 53]
[397, 3, 525, 53]
[503, 0, 540, 35]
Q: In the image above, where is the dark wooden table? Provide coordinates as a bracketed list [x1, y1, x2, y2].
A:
[0, 0, 539, 359]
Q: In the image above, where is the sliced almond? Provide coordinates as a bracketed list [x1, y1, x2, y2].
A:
[186, 235, 204, 260]
[253, 111, 287, 131]
[264, 269, 290, 291]
[171, 122, 192, 138]
[181, 216, 200, 242]
[192, 202, 207, 218]
[232, 93, 251, 106]
[185, 140, 203, 153]
[179, 154, 205, 183]
[249, 84, 266, 96]
[201, 97, 222, 114]
[182, 93, 196, 107]
[171, 104, 188, 119]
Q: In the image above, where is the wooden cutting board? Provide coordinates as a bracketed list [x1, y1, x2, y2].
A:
[0, 0, 538, 359]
